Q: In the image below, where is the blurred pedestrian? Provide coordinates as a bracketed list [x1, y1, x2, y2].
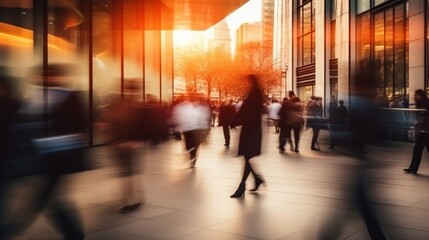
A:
[218, 99, 236, 147]
[278, 97, 294, 152]
[171, 94, 211, 168]
[289, 96, 304, 152]
[403, 89, 429, 174]
[319, 70, 387, 240]
[306, 96, 324, 151]
[329, 100, 348, 149]
[267, 98, 282, 133]
[3, 63, 87, 239]
[328, 95, 338, 123]
[107, 84, 169, 212]
[230, 74, 265, 198]
[0, 66, 21, 239]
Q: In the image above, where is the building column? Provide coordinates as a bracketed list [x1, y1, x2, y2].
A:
[314, 0, 326, 104]
[336, 0, 351, 109]
[408, 0, 426, 106]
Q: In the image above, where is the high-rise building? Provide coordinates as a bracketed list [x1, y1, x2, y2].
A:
[208, 20, 231, 53]
[273, 0, 428, 115]
[236, 22, 262, 50]
[262, 0, 274, 52]
[0, 0, 248, 145]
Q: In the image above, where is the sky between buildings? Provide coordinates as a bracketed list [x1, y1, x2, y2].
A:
[173, 0, 261, 50]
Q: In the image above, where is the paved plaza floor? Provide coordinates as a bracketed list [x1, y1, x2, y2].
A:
[7, 120, 429, 240]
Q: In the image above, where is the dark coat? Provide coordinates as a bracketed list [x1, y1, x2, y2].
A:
[218, 103, 236, 126]
[230, 79, 264, 158]
[46, 89, 88, 176]
[306, 102, 323, 128]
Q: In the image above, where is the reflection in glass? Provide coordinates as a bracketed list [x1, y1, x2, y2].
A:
[297, 0, 314, 67]
[374, 12, 385, 97]
[385, 9, 393, 98]
[358, 2, 408, 100]
[298, 85, 314, 106]
[394, 4, 405, 97]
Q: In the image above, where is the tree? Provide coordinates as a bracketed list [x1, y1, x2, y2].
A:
[174, 45, 204, 93]
[234, 42, 282, 97]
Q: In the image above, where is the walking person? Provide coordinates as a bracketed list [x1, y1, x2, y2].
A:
[289, 96, 304, 152]
[229, 74, 265, 198]
[328, 95, 338, 124]
[278, 97, 294, 152]
[403, 89, 429, 174]
[218, 99, 236, 147]
[172, 94, 211, 168]
[267, 98, 282, 133]
[306, 96, 323, 150]
[329, 100, 348, 149]
[4, 64, 87, 239]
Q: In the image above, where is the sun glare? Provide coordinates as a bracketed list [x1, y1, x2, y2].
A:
[173, 30, 194, 47]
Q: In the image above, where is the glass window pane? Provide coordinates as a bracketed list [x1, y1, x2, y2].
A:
[0, 2, 34, 73]
[374, 0, 388, 7]
[357, 0, 370, 14]
[297, 36, 303, 66]
[394, 4, 406, 96]
[161, 30, 173, 103]
[303, 3, 311, 34]
[303, 34, 312, 65]
[92, 4, 118, 145]
[385, 9, 394, 98]
[374, 12, 385, 96]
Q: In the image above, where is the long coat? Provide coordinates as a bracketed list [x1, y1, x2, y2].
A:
[231, 80, 264, 158]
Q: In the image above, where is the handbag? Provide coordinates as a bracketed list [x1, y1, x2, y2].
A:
[32, 133, 90, 175]
[32, 133, 87, 154]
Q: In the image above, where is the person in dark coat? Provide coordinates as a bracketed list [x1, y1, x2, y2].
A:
[218, 99, 236, 147]
[229, 74, 265, 198]
[278, 97, 294, 152]
[329, 100, 348, 149]
[306, 96, 323, 150]
[3, 64, 86, 239]
[403, 89, 429, 174]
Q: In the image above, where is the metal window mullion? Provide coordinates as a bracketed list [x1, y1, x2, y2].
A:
[383, 10, 387, 97]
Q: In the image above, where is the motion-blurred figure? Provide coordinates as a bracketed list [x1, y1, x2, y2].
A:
[218, 99, 236, 147]
[3, 63, 87, 239]
[278, 97, 293, 152]
[403, 89, 429, 174]
[319, 69, 387, 240]
[0, 66, 21, 239]
[329, 100, 348, 149]
[267, 98, 282, 133]
[107, 83, 169, 212]
[306, 96, 324, 151]
[230, 74, 265, 198]
[171, 94, 211, 168]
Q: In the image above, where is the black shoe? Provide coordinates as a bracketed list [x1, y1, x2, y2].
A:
[250, 176, 265, 192]
[403, 168, 417, 174]
[120, 202, 141, 212]
[294, 149, 299, 153]
[311, 147, 320, 151]
[278, 147, 285, 153]
[230, 183, 245, 198]
[224, 143, 230, 147]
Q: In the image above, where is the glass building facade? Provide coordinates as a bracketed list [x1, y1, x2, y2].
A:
[356, 0, 408, 99]
[0, 0, 246, 145]
[272, 0, 428, 112]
